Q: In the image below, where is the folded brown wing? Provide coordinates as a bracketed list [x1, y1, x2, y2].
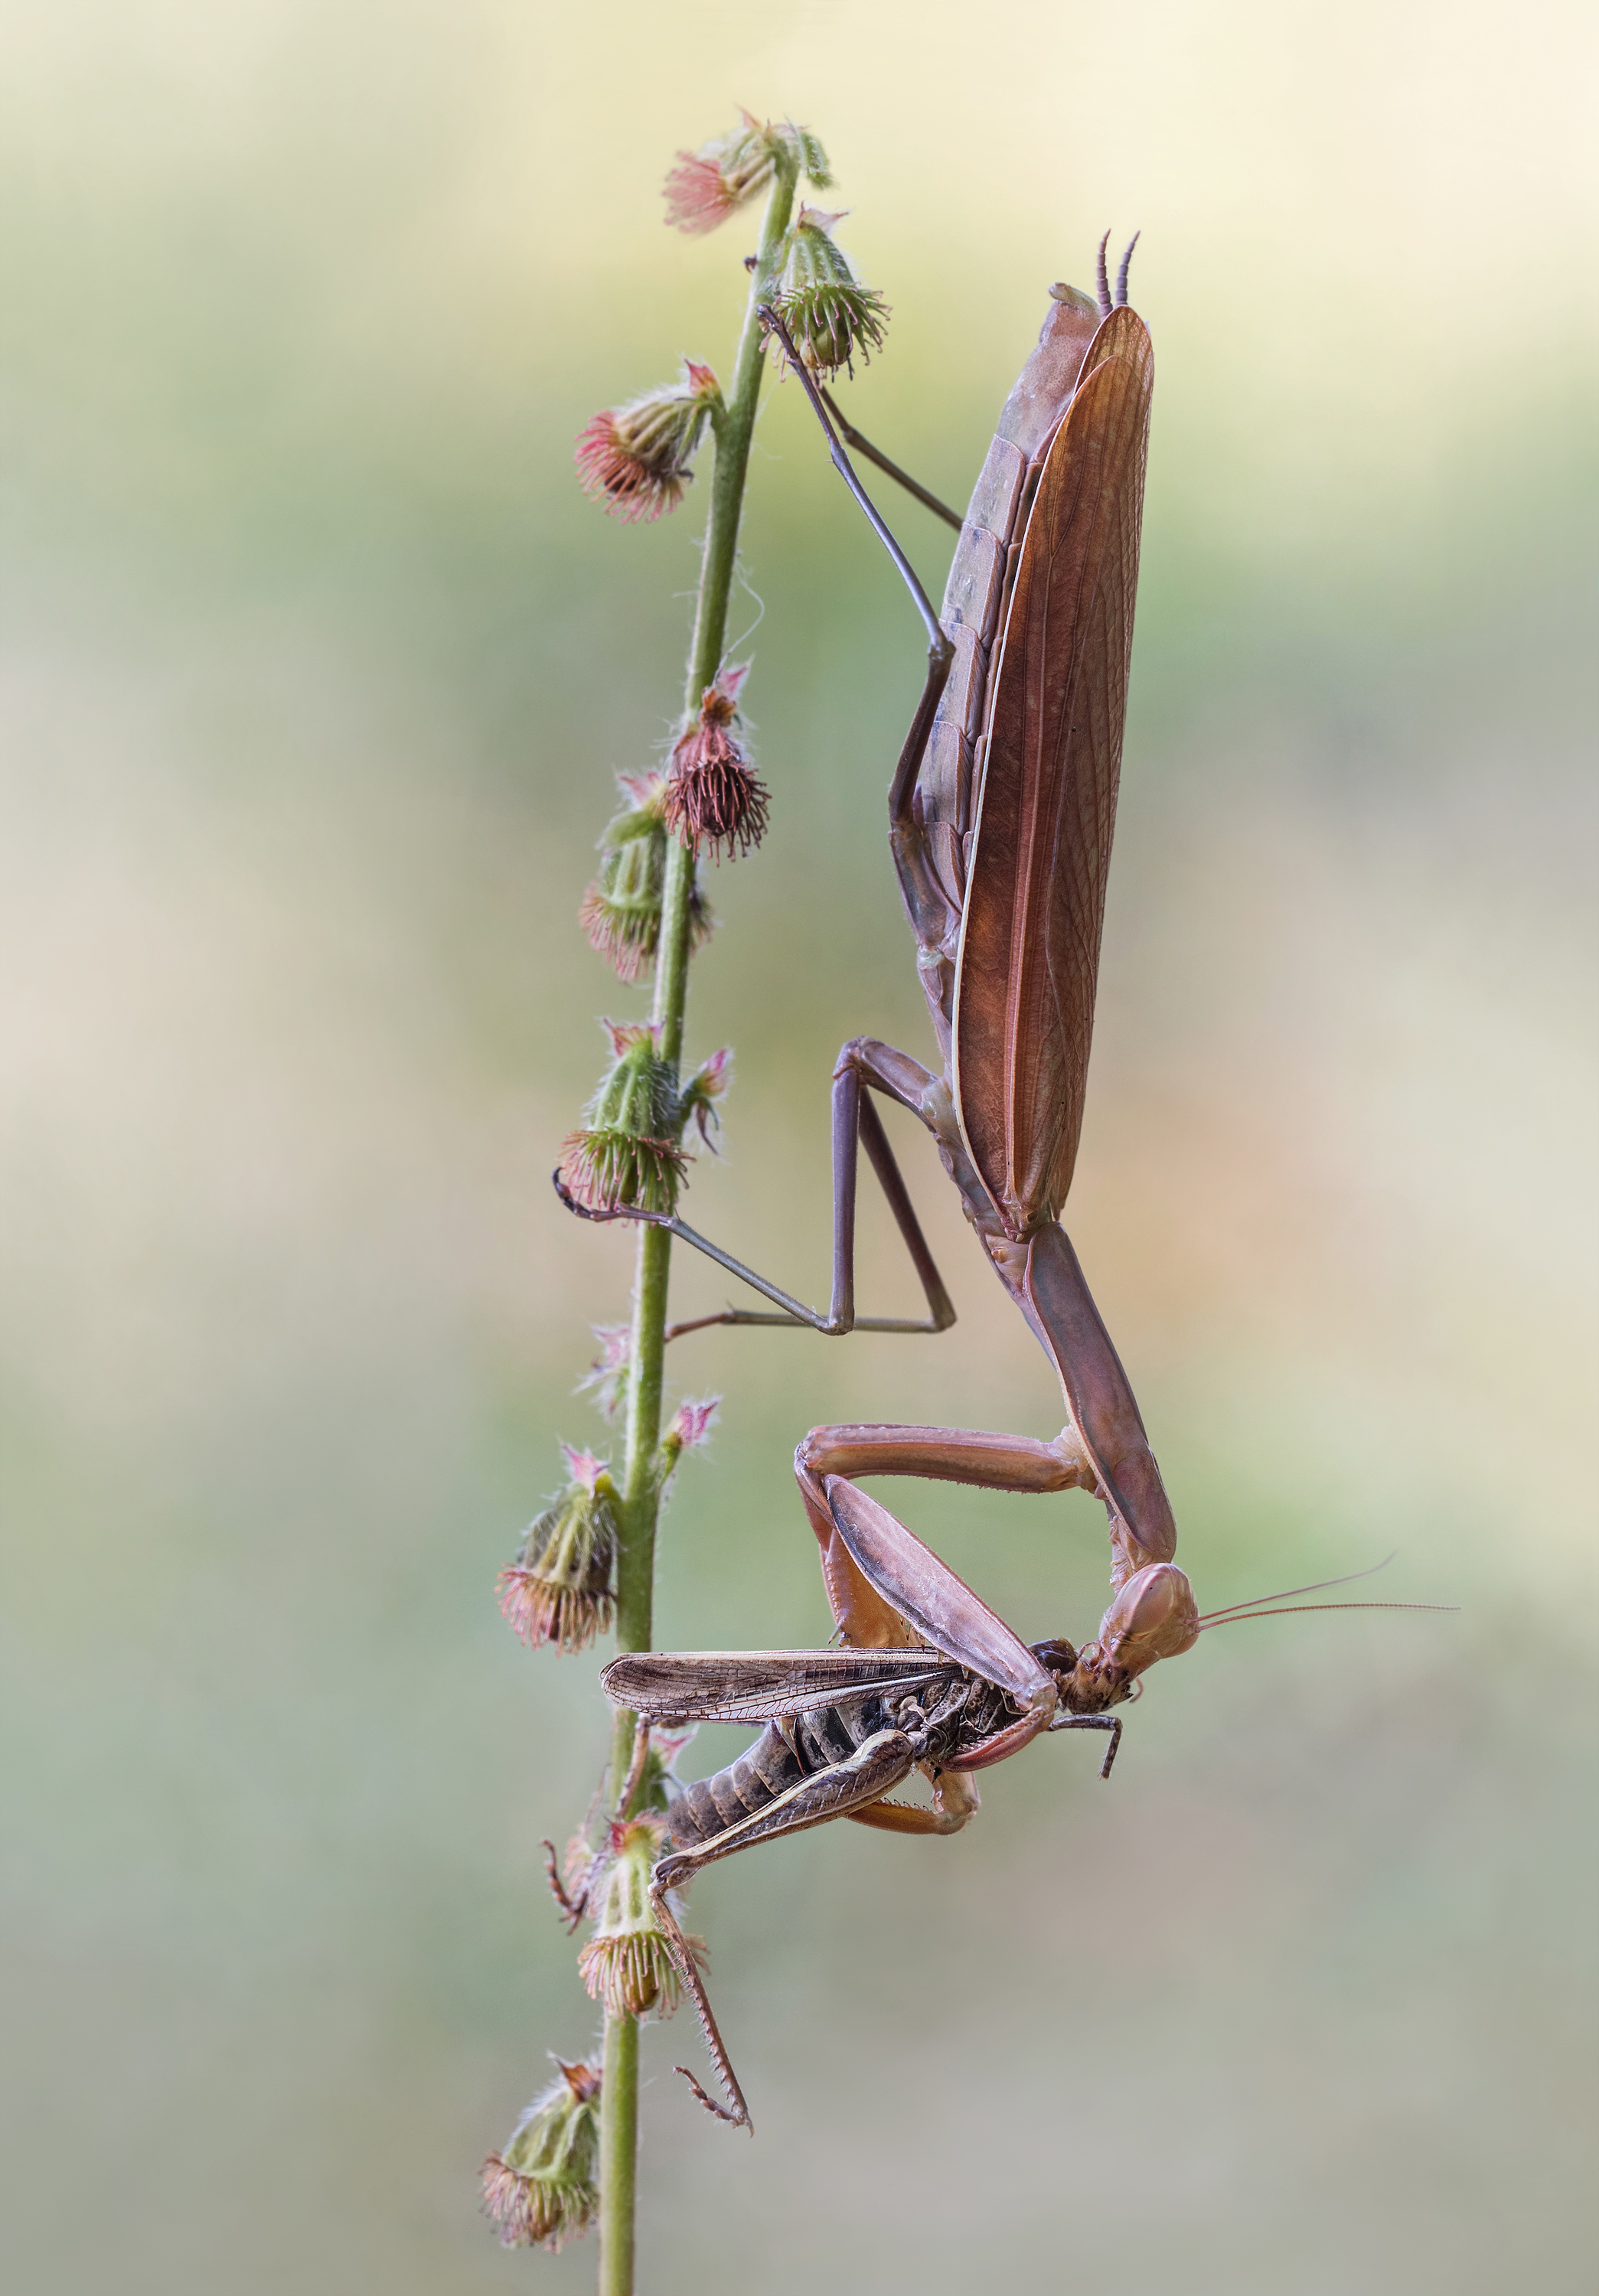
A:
[600, 1647, 945, 1725]
[953, 308, 1154, 1232]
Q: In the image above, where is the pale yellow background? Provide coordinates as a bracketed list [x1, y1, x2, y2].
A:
[2, 3, 1595, 2290]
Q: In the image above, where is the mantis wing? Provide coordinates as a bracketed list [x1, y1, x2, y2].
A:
[953, 305, 1154, 1232]
[822, 1476, 1055, 1708]
[601, 1646, 945, 1726]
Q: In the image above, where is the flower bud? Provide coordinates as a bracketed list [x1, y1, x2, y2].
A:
[576, 1816, 698, 2018]
[661, 1394, 720, 1473]
[556, 1020, 688, 1217]
[576, 1322, 632, 1423]
[480, 2057, 602, 2252]
[663, 687, 771, 859]
[579, 771, 715, 983]
[677, 1044, 732, 1152]
[497, 1446, 618, 1654]
[664, 112, 831, 236]
[771, 207, 889, 378]
[575, 360, 722, 524]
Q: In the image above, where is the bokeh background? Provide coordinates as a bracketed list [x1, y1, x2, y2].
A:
[2, 3, 1596, 2290]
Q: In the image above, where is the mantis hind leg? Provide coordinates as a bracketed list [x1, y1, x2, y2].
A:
[664, 1040, 953, 1339]
[815, 384, 962, 532]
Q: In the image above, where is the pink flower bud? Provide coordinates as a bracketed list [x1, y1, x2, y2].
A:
[663, 687, 771, 860]
[574, 361, 721, 525]
[663, 113, 831, 237]
[667, 1397, 720, 1451]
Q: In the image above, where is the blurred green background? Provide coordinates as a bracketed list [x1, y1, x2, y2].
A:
[2, 2, 1595, 2290]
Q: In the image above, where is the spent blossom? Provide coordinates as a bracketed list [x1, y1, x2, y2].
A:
[664, 112, 831, 236]
[575, 360, 721, 524]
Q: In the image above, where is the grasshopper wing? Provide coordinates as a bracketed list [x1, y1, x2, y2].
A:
[601, 1647, 946, 1727]
[953, 305, 1154, 1232]
[821, 1477, 1054, 1708]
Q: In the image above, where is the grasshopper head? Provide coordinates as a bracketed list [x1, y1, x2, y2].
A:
[1055, 1562, 1199, 1713]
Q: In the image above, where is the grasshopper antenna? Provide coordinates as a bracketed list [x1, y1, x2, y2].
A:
[1114, 231, 1141, 307]
[1095, 230, 1113, 317]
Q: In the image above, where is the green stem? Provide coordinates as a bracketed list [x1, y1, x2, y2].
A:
[596, 157, 798, 2296]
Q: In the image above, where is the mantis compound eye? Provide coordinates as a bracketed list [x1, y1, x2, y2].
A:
[1096, 1563, 1200, 1675]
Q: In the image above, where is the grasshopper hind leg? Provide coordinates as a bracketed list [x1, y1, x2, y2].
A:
[648, 1726, 922, 2129]
[648, 1875, 755, 2132]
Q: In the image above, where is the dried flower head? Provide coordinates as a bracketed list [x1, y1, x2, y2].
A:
[771, 207, 889, 378]
[575, 360, 722, 524]
[576, 1322, 632, 1423]
[664, 112, 831, 236]
[480, 2057, 602, 2252]
[556, 1020, 687, 1218]
[497, 1445, 618, 1653]
[663, 687, 770, 859]
[577, 1815, 701, 2019]
[579, 771, 714, 982]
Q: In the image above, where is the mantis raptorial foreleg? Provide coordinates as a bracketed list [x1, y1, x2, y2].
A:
[791, 1419, 1099, 1648]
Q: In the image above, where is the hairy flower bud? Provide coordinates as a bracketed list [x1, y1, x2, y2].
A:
[663, 687, 770, 859]
[576, 1322, 632, 1423]
[497, 1446, 618, 1653]
[771, 207, 889, 378]
[575, 360, 722, 524]
[579, 771, 715, 983]
[661, 1394, 720, 1476]
[557, 1020, 688, 1217]
[480, 2057, 602, 2252]
[677, 1043, 732, 1153]
[576, 1816, 700, 2019]
[664, 111, 831, 236]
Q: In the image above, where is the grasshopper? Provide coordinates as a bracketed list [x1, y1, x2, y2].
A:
[595, 1479, 1429, 2129]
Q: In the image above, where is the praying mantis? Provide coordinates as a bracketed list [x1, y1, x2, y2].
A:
[560, 237, 1445, 2130]
[567, 235, 1170, 1598]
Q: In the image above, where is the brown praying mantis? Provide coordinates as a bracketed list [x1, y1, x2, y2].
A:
[564, 236, 1173, 1602]
[558, 242, 1444, 2128]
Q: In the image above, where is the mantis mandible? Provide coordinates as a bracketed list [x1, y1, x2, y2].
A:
[563, 234, 1169, 1597]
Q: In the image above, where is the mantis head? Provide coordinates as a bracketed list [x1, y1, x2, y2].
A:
[1038, 1557, 1454, 1717]
[1044, 1562, 1200, 1714]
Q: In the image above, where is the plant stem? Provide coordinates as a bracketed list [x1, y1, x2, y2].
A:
[596, 156, 798, 2296]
